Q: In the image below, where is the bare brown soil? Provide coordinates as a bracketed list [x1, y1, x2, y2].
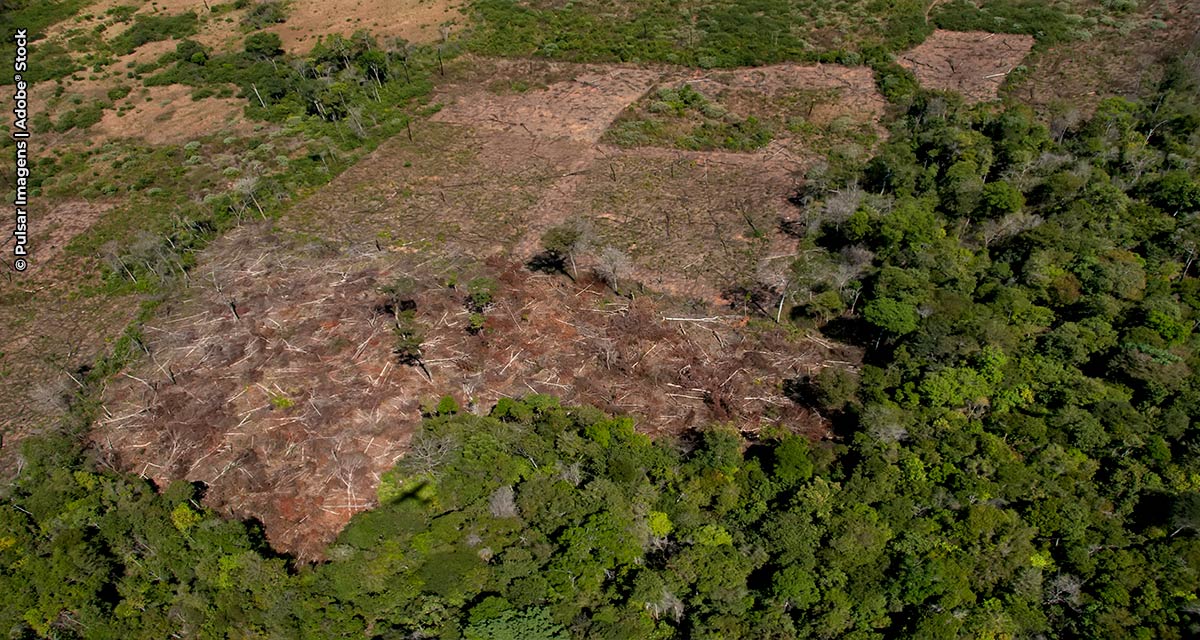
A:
[0, 288, 142, 436]
[269, 0, 464, 53]
[19, 200, 116, 274]
[434, 66, 663, 143]
[687, 63, 886, 118]
[0, 197, 143, 468]
[898, 30, 1035, 103]
[428, 59, 884, 299]
[96, 84, 254, 146]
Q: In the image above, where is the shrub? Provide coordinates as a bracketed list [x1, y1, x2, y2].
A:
[111, 12, 200, 55]
[245, 31, 283, 58]
[379, 276, 418, 313]
[106, 85, 131, 101]
[175, 39, 209, 65]
[467, 313, 486, 335]
[436, 395, 460, 415]
[242, 1, 288, 30]
[52, 101, 106, 132]
[466, 277, 498, 312]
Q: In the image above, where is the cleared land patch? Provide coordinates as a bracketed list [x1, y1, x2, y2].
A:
[605, 64, 884, 157]
[1010, 2, 1200, 115]
[18, 200, 116, 273]
[269, 0, 464, 53]
[95, 84, 252, 145]
[96, 227, 849, 557]
[93, 59, 876, 555]
[430, 60, 885, 299]
[898, 29, 1034, 102]
[433, 65, 662, 143]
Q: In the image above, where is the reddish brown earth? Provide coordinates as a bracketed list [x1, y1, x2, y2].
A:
[1010, 2, 1200, 115]
[96, 85, 254, 146]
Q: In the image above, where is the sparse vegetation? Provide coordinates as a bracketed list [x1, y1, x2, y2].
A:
[110, 11, 200, 56]
[468, 0, 933, 65]
[393, 310, 426, 365]
[535, 220, 592, 278]
[606, 84, 774, 151]
[934, 0, 1090, 45]
[465, 276, 496, 310]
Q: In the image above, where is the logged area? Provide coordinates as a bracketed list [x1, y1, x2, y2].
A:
[95, 58, 875, 555]
[897, 30, 1035, 103]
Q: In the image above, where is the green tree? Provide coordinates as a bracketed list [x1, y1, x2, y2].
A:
[863, 297, 920, 335]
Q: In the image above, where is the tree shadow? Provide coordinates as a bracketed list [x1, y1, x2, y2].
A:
[525, 250, 566, 275]
[241, 515, 299, 567]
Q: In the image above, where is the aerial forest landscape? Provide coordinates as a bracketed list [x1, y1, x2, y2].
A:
[1, 0, 1200, 637]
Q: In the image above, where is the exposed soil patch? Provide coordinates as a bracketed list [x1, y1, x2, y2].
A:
[428, 60, 883, 300]
[433, 66, 663, 143]
[96, 84, 254, 145]
[16, 200, 116, 275]
[571, 143, 803, 304]
[270, 0, 465, 54]
[688, 64, 886, 117]
[0, 287, 143, 436]
[898, 30, 1035, 102]
[96, 226, 852, 558]
[0, 195, 134, 446]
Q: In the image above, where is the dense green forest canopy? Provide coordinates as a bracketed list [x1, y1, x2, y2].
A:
[4, 0, 1200, 638]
